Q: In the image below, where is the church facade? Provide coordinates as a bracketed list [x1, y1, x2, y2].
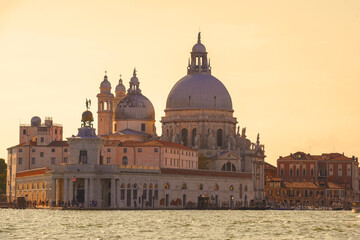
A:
[6, 34, 265, 209]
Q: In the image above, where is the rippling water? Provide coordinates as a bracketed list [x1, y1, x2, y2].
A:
[1, 209, 360, 239]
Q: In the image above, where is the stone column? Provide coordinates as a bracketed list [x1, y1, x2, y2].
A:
[111, 178, 116, 208]
[55, 179, 61, 206]
[116, 179, 120, 208]
[69, 179, 73, 205]
[85, 178, 89, 207]
[89, 178, 94, 206]
[95, 178, 102, 207]
[64, 178, 68, 202]
[51, 178, 56, 206]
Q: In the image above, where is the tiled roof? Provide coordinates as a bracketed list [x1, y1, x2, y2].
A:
[327, 182, 344, 189]
[104, 140, 121, 146]
[113, 128, 151, 136]
[16, 168, 49, 178]
[279, 152, 354, 161]
[264, 162, 277, 170]
[47, 141, 68, 147]
[284, 182, 318, 189]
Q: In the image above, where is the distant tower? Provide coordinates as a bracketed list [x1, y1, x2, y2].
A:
[97, 72, 114, 135]
[113, 75, 126, 132]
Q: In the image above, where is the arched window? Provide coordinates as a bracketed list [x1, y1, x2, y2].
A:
[133, 184, 137, 188]
[229, 185, 233, 191]
[217, 129, 223, 147]
[214, 184, 219, 191]
[304, 190, 308, 197]
[181, 128, 188, 146]
[127, 183, 131, 188]
[154, 184, 158, 189]
[149, 184, 152, 189]
[165, 183, 169, 189]
[290, 169, 293, 176]
[198, 184, 203, 190]
[166, 129, 169, 138]
[143, 183, 147, 189]
[182, 184, 187, 190]
[296, 169, 300, 176]
[191, 128, 196, 146]
[221, 162, 236, 172]
[120, 183, 125, 188]
[303, 169, 306, 176]
[122, 156, 128, 166]
[280, 169, 284, 176]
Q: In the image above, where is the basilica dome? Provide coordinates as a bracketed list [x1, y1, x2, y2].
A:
[115, 69, 155, 121]
[166, 73, 233, 111]
[115, 94, 155, 120]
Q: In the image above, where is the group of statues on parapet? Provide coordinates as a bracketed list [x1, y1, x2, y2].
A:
[160, 125, 264, 153]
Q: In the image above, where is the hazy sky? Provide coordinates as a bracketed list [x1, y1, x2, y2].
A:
[1, 0, 360, 165]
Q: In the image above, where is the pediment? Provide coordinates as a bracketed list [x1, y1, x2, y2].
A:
[216, 151, 240, 160]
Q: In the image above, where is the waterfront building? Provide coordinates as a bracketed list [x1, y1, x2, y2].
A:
[266, 152, 359, 209]
[6, 34, 265, 209]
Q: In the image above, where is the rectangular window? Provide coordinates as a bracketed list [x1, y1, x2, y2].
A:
[143, 189, 147, 200]
[32, 149, 35, 152]
[165, 158, 167, 166]
[64, 148, 68, 152]
[79, 150, 87, 164]
[51, 148, 55, 152]
[120, 189, 125, 200]
[51, 157, 55, 164]
[107, 157, 111, 164]
[18, 157, 22, 164]
[141, 123, 145, 132]
[154, 148, 158, 153]
[107, 148, 111, 152]
[329, 164, 333, 176]
[19, 148, 22, 153]
[347, 164, 351, 176]
[55, 129, 57, 134]
[31, 158, 35, 165]
[40, 152, 44, 157]
[154, 189, 158, 199]
[23, 129, 26, 135]
[138, 148, 142, 153]
[338, 165, 342, 176]
[63, 157, 68, 163]
[41, 137, 44, 143]
[123, 148, 127, 153]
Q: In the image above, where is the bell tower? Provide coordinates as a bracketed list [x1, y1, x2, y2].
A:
[97, 72, 114, 135]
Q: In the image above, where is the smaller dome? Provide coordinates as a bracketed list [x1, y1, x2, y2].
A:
[116, 79, 126, 92]
[31, 116, 41, 127]
[130, 68, 139, 84]
[82, 110, 93, 122]
[100, 75, 111, 89]
[192, 42, 206, 53]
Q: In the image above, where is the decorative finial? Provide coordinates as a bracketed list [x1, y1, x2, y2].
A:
[198, 32, 201, 43]
[133, 68, 137, 77]
[257, 133, 260, 146]
[105, 70, 107, 76]
[119, 74, 123, 84]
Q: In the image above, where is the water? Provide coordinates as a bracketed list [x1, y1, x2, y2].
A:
[1, 209, 360, 239]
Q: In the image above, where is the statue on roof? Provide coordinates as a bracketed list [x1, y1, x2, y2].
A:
[86, 98, 91, 110]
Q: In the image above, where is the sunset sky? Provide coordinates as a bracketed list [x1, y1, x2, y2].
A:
[1, 0, 360, 165]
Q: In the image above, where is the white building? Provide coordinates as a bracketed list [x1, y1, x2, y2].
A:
[7, 34, 265, 209]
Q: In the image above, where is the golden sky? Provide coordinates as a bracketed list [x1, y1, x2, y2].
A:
[1, 0, 360, 165]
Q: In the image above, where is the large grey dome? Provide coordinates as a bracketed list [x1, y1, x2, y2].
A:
[115, 94, 155, 120]
[166, 73, 233, 111]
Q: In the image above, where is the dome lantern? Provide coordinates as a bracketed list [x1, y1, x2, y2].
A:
[100, 71, 111, 93]
[188, 32, 211, 75]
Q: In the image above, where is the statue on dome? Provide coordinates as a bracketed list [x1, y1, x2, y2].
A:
[194, 134, 201, 149]
[86, 98, 91, 110]
[241, 127, 246, 138]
